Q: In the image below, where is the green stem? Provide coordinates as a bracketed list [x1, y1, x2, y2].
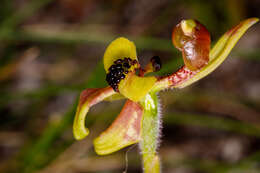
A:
[139, 92, 161, 173]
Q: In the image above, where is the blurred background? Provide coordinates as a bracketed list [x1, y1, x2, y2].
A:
[0, 0, 260, 173]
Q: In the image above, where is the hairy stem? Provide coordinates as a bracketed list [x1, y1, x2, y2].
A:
[139, 92, 161, 173]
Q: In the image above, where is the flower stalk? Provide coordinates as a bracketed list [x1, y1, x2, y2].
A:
[139, 92, 161, 173]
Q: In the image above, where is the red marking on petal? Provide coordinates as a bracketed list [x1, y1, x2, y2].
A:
[78, 87, 114, 108]
[227, 23, 242, 36]
[78, 88, 99, 107]
[73, 86, 116, 140]
[94, 100, 143, 155]
[122, 101, 143, 141]
[167, 66, 197, 87]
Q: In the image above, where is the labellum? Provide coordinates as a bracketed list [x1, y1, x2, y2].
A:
[172, 19, 211, 71]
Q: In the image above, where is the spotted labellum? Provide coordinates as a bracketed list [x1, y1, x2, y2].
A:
[73, 18, 258, 173]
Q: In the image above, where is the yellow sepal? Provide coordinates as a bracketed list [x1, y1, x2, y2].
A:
[103, 37, 138, 73]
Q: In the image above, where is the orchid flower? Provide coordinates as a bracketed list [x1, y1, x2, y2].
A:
[73, 18, 258, 173]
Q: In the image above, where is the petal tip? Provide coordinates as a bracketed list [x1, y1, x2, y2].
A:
[249, 17, 259, 24]
[73, 127, 89, 140]
[73, 103, 90, 140]
[93, 137, 116, 155]
[93, 135, 132, 155]
[93, 135, 138, 155]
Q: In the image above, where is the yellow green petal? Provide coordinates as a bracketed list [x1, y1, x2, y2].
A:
[118, 72, 157, 102]
[209, 18, 258, 61]
[103, 37, 138, 73]
[73, 87, 115, 140]
[94, 100, 143, 155]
